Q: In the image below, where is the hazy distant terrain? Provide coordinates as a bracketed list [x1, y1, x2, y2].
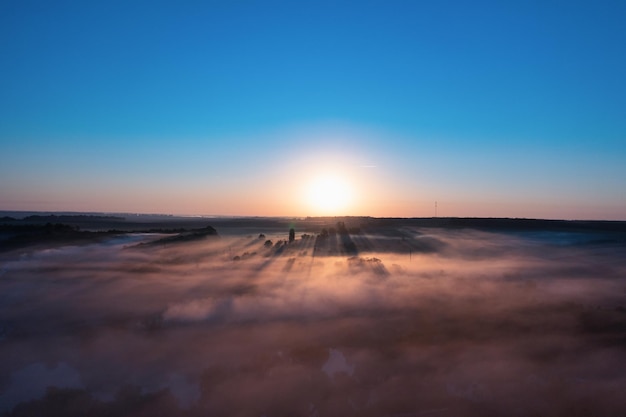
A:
[1, 214, 626, 416]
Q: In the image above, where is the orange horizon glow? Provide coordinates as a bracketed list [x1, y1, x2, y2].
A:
[2, 196, 625, 221]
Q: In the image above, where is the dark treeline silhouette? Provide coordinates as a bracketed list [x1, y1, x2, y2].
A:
[3, 214, 625, 254]
[0, 223, 119, 252]
[337, 221, 358, 255]
[4, 213, 626, 235]
[22, 214, 124, 222]
[135, 226, 219, 247]
[363, 217, 626, 233]
[312, 222, 360, 256]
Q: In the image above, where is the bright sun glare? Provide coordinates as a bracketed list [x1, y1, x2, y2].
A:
[306, 174, 352, 215]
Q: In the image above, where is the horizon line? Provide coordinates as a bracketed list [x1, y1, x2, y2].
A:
[1, 209, 625, 223]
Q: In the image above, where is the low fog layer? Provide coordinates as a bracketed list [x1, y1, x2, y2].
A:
[1, 224, 626, 416]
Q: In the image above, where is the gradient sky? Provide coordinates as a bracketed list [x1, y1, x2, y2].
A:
[1, 0, 625, 219]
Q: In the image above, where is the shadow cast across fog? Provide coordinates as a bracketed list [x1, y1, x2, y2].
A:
[1, 226, 626, 416]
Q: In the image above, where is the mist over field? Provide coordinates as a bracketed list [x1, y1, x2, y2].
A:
[1, 221, 626, 416]
[3, 1, 626, 415]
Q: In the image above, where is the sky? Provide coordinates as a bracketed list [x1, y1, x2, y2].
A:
[1, 0, 625, 219]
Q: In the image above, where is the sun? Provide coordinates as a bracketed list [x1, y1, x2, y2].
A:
[305, 174, 352, 215]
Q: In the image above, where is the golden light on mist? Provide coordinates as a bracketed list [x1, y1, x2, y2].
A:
[304, 173, 353, 215]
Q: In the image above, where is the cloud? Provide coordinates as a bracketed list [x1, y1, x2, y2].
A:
[322, 349, 354, 379]
[1, 227, 626, 415]
[0, 362, 82, 412]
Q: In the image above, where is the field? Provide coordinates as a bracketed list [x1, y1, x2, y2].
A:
[1, 215, 626, 416]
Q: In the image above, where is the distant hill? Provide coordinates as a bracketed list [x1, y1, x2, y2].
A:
[136, 226, 219, 247]
[22, 214, 124, 222]
[361, 217, 626, 233]
[0, 223, 121, 253]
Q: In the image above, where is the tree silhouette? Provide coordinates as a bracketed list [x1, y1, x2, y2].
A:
[289, 228, 295, 243]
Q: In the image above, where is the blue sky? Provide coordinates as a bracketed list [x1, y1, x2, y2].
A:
[1, 1, 625, 218]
